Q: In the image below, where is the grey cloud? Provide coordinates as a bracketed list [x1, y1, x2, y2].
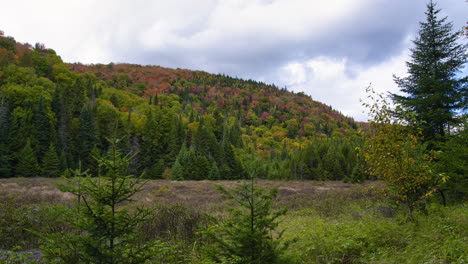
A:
[110, 1, 434, 82]
[3, 0, 459, 120]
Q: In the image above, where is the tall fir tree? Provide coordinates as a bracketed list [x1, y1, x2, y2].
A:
[0, 150, 11, 178]
[0, 93, 10, 178]
[167, 115, 185, 164]
[192, 118, 209, 156]
[222, 141, 245, 180]
[35, 96, 51, 160]
[209, 161, 220, 180]
[141, 110, 162, 171]
[16, 139, 40, 177]
[392, 1, 467, 141]
[79, 103, 98, 168]
[8, 107, 36, 156]
[0, 93, 9, 147]
[42, 143, 60, 177]
[171, 159, 185, 181]
[87, 144, 101, 177]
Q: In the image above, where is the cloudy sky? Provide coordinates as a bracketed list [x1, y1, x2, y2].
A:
[1, 0, 466, 121]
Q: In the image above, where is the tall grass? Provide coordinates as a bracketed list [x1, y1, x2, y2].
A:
[0, 178, 466, 263]
[283, 204, 467, 263]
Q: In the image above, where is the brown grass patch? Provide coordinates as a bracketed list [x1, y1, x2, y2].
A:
[0, 178, 385, 213]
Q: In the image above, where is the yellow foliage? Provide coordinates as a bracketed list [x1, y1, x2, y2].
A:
[362, 87, 443, 219]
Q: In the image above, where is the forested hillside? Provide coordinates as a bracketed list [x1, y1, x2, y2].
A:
[0, 31, 365, 181]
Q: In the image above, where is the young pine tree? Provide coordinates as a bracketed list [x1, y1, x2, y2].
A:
[204, 177, 295, 264]
[42, 143, 60, 177]
[41, 137, 162, 263]
[171, 159, 185, 181]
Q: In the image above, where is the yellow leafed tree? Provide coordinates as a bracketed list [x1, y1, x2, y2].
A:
[362, 86, 446, 220]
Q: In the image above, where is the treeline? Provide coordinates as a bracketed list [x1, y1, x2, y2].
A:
[0, 32, 366, 181]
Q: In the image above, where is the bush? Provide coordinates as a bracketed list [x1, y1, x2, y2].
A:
[139, 203, 210, 243]
[0, 198, 60, 250]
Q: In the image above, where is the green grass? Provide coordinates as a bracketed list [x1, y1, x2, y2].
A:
[0, 178, 466, 263]
[282, 204, 468, 264]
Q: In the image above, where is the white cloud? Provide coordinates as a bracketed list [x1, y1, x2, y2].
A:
[0, 0, 465, 121]
[278, 42, 411, 121]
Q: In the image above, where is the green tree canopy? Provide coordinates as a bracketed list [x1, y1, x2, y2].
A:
[392, 1, 467, 141]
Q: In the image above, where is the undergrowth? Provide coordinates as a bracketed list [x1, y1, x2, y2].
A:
[0, 179, 466, 263]
[283, 204, 467, 264]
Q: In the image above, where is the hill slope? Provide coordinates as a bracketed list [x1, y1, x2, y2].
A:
[70, 62, 357, 135]
[0, 32, 366, 181]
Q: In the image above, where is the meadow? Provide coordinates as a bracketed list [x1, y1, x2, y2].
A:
[0, 178, 466, 263]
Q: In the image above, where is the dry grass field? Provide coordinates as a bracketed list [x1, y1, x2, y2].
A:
[0, 177, 384, 212]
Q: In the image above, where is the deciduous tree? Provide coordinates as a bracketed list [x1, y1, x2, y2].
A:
[363, 87, 445, 220]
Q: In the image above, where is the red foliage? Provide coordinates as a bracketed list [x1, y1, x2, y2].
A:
[260, 112, 272, 121]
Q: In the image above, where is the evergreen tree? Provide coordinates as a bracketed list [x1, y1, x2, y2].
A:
[42, 143, 60, 177]
[59, 149, 69, 173]
[167, 115, 184, 163]
[79, 103, 98, 168]
[171, 159, 185, 181]
[206, 126, 223, 164]
[0, 150, 11, 178]
[222, 142, 245, 180]
[193, 155, 211, 181]
[141, 110, 162, 170]
[392, 1, 467, 141]
[219, 163, 232, 180]
[212, 109, 224, 140]
[204, 178, 294, 263]
[172, 143, 189, 180]
[435, 118, 468, 202]
[0, 95, 10, 178]
[16, 139, 40, 177]
[349, 163, 365, 184]
[144, 159, 165, 179]
[227, 121, 243, 148]
[184, 147, 199, 180]
[88, 144, 101, 177]
[41, 137, 161, 263]
[0, 94, 9, 147]
[192, 119, 209, 156]
[35, 96, 51, 159]
[8, 107, 36, 156]
[209, 161, 220, 180]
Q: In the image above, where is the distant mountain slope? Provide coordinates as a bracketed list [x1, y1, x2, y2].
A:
[0, 31, 366, 181]
[70, 63, 358, 136]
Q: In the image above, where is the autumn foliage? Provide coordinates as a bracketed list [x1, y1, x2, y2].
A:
[362, 88, 445, 219]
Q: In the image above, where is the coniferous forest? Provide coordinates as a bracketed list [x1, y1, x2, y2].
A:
[0, 1, 467, 263]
